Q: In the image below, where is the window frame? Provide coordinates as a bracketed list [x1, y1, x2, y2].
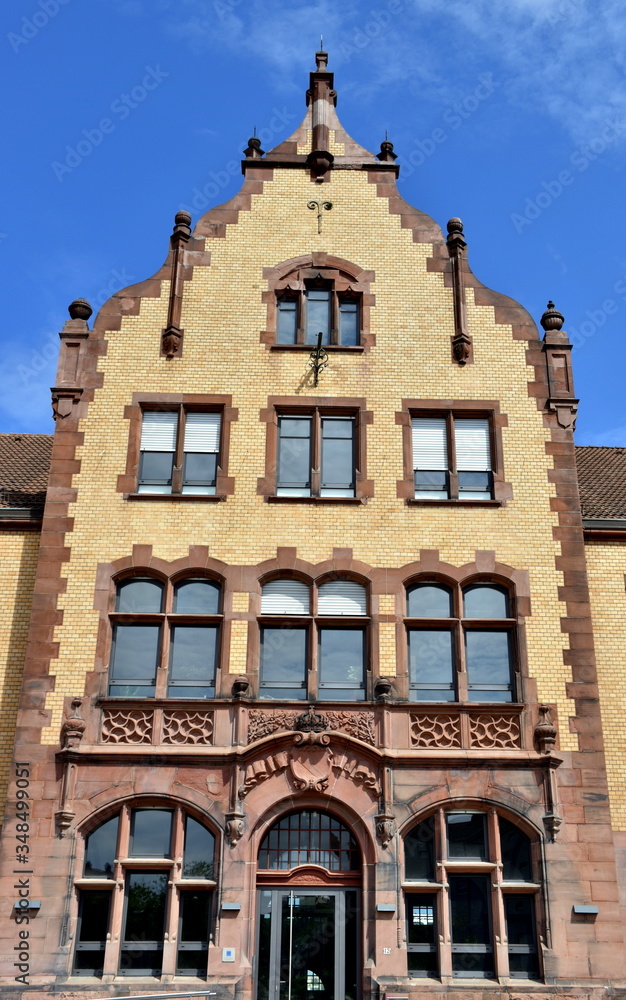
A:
[118, 394, 237, 502]
[257, 575, 370, 701]
[397, 400, 512, 506]
[107, 573, 224, 700]
[405, 579, 519, 704]
[73, 804, 217, 980]
[258, 397, 374, 504]
[402, 808, 543, 983]
[262, 257, 375, 353]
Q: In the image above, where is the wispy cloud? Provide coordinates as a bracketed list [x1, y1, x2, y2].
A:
[146, 0, 626, 145]
[576, 424, 626, 446]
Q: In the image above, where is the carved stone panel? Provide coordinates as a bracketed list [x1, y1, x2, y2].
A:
[469, 714, 521, 749]
[248, 710, 298, 744]
[162, 710, 214, 745]
[411, 713, 462, 749]
[247, 708, 376, 746]
[326, 711, 375, 746]
[102, 709, 153, 745]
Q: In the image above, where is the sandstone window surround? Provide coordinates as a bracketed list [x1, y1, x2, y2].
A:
[261, 256, 376, 352]
[405, 580, 519, 704]
[117, 394, 237, 502]
[258, 576, 369, 701]
[403, 808, 542, 982]
[73, 804, 216, 979]
[397, 400, 512, 506]
[107, 575, 223, 699]
[257, 397, 374, 504]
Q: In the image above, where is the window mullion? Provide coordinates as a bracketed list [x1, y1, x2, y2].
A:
[447, 412, 458, 499]
[436, 809, 453, 978]
[155, 615, 169, 699]
[311, 410, 321, 496]
[308, 621, 317, 701]
[297, 289, 306, 344]
[171, 405, 185, 494]
[331, 289, 339, 345]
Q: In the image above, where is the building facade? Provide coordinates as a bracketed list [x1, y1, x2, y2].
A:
[0, 52, 625, 1000]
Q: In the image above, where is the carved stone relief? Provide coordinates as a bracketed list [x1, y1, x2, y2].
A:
[247, 707, 375, 746]
[102, 709, 153, 745]
[162, 710, 214, 745]
[411, 713, 461, 749]
[469, 714, 521, 749]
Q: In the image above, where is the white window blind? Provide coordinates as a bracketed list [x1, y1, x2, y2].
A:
[455, 418, 491, 471]
[140, 412, 178, 451]
[261, 579, 310, 615]
[318, 580, 367, 616]
[412, 417, 448, 470]
[184, 413, 221, 453]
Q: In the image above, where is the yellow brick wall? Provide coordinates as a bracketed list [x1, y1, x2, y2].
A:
[39, 167, 574, 748]
[0, 531, 40, 825]
[584, 540, 626, 830]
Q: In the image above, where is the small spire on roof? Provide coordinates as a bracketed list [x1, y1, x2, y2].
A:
[315, 48, 328, 70]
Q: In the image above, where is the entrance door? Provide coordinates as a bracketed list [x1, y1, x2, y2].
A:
[257, 889, 358, 1000]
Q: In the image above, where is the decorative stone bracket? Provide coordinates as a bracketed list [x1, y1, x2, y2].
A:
[51, 386, 83, 420]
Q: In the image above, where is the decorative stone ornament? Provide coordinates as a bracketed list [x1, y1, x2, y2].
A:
[377, 140, 397, 163]
[540, 300, 565, 332]
[446, 218, 473, 365]
[225, 813, 245, 848]
[295, 706, 329, 733]
[232, 677, 250, 699]
[60, 699, 86, 749]
[375, 814, 396, 849]
[68, 298, 93, 321]
[535, 704, 558, 753]
[244, 136, 265, 159]
[161, 209, 191, 358]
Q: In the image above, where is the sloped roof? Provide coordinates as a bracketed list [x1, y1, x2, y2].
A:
[575, 445, 626, 519]
[0, 433, 53, 511]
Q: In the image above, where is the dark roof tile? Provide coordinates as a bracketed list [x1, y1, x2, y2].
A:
[0, 433, 53, 511]
[575, 445, 626, 519]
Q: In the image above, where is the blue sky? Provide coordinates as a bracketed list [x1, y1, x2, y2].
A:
[2, 0, 626, 444]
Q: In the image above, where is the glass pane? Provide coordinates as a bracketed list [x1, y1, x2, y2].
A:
[278, 418, 311, 491]
[257, 890, 272, 1000]
[318, 629, 365, 700]
[130, 809, 172, 857]
[405, 818, 436, 880]
[463, 584, 509, 618]
[447, 813, 487, 860]
[407, 583, 452, 618]
[260, 627, 307, 698]
[505, 895, 539, 978]
[458, 471, 492, 499]
[84, 815, 118, 877]
[408, 630, 455, 701]
[259, 811, 359, 870]
[466, 631, 512, 702]
[177, 891, 210, 975]
[305, 289, 331, 344]
[277, 298, 298, 344]
[168, 626, 218, 697]
[116, 579, 163, 613]
[406, 893, 438, 977]
[280, 893, 335, 1000]
[450, 875, 493, 978]
[139, 451, 174, 486]
[109, 625, 159, 697]
[74, 890, 111, 975]
[344, 890, 359, 1000]
[321, 419, 354, 492]
[500, 819, 532, 881]
[414, 470, 449, 499]
[339, 300, 359, 346]
[183, 816, 215, 878]
[183, 451, 217, 486]
[174, 579, 221, 614]
[120, 872, 167, 975]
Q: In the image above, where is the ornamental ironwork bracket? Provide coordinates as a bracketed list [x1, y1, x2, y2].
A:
[307, 199, 333, 233]
[309, 331, 329, 386]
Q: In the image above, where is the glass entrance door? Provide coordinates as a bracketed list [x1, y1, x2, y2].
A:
[257, 889, 358, 1000]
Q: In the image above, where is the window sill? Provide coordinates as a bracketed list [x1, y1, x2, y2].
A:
[269, 344, 365, 353]
[266, 495, 365, 505]
[406, 498, 502, 507]
[125, 493, 226, 502]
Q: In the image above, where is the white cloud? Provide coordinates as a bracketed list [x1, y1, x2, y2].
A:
[576, 425, 626, 446]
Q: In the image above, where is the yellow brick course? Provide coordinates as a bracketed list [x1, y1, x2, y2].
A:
[584, 541, 626, 829]
[39, 167, 574, 749]
[0, 532, 39, 825]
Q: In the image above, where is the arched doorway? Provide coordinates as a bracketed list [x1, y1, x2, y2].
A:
[256, 809, 360, 1000]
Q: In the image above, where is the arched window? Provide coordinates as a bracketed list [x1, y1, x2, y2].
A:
[109, 576, 222, 698]
[259, 578, 368, 701]
[258, 810, 360, 871]
[403, 810, 540, 981]
[74, 806, 216, 979]
[406, 581, 516, 702]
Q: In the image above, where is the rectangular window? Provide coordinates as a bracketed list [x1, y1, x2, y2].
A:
[277, 412, 356, 499]
[465, 630, 513, 702]
[318, 628, 365, 701]
[449, 875, 494, 978]
[412, 415, 493, 500]
[138, 409, 221, 496]
[109, 624, 160, 697]
[306, 289, 331, 345]
[408, 629, 456, 701]
[74, 890, 112, 976]
[406, 893, 438, 978]
[277, 297, 298, 345]
[177, 891, 211, 976]
[275, 288, 361, 347]
[260, 626, 308, 699]
[339, 300, 359, 346]
[120, 872, 168, 975]
[447, 813, 488, 861]
[505, 895, 539, 979]
[168, 625, 218, 698]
